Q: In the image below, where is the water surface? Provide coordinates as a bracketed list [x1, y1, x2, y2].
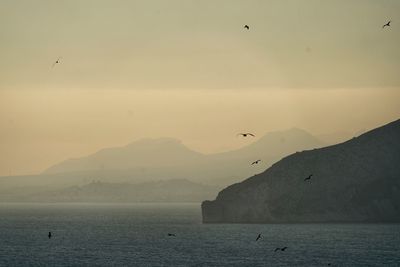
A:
[0, 203, 399, 266]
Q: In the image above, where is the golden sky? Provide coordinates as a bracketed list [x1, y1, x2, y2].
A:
[0, 0, 399, 175]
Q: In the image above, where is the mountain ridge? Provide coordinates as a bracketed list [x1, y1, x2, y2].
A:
[202, 119, 400, 223]
[44, 128, 323, 175]
[0, 128, 324, 199]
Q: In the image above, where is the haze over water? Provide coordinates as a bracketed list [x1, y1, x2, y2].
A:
[1, 1, 400, 266]
[1, 0, 400, 176]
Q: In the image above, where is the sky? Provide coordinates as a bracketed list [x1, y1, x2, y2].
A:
[0, 0, 400, 176]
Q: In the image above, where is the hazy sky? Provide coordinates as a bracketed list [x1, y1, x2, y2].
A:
[1, 0, 399, 176]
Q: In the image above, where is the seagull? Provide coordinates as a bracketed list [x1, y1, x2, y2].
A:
[237, 133, 255, 137]
[48, 232, 52, 239]
[244, 25, 250, 30]
[251, 160, 261, 165]
[167, 233, 176, 237]
[274, 246, 287, 252]
[52, 57, 61, 68]
[304, 174, 313, 181]
[256, 233, 262, 241]
[382, 20, 391, 28]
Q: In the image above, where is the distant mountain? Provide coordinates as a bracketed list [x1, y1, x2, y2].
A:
[202, 119, 400, 223]
[36, 128, 323, 186]
[317, 128, 367, 145]
[211, 128, 322, 162]
[19, 179, 219, 203]
[44, 138, 205, 174]
[205, 128, 324, 185]
[316, 131, 352, 145]
[0, 128, 324, 203]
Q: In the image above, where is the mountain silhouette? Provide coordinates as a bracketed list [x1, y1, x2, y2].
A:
[202, 119, 400, 223]
[21, 128, 323, 187]
[0, 128, 323, 201]
[43, 138, 205, 174]
[44, 129, 322, 177]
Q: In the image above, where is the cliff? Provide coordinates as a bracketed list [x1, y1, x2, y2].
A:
[202, 119, 400, 223]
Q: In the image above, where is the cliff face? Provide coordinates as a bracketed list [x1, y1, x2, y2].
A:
[202, 119, 400, 223]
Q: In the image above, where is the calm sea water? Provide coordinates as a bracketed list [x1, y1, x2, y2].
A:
[0, 203, 399, 267]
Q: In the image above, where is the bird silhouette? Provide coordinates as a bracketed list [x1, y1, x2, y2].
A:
[304, 174, 313, 181]
[251, 160, 261, 165]
[382, 21, 391, 28]
[274, 246, 287, 252]
[244, 25, 249, 30]
[48, 232, 52, 239]
[168, 233, 176, 237]
[256, 233, 262, 241]
[52, 57, 61, 68]
[238, 133, 255, 137]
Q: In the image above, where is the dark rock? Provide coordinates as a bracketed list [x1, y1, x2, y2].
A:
[202, 119, 400, 223]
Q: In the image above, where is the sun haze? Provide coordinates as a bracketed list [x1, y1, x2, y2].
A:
[0, 0, 399, 176]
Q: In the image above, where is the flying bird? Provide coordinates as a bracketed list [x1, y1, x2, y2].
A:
[244, 25, 249, 30]
[251, 160, 261, 165]
[48, 232, 52, 239]
[274, 246, 287, 252]
[382, 20, 391, 28]
[167, 233, 176, 237]
[256, 233, 262, 241]
[237, 133, 255, 137]
[304, 174, 313, 181]
[52, 57, 61, 68]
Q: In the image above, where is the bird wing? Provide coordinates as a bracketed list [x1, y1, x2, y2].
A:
[52, 57, 61, 68]
[248, 133, 255, 136]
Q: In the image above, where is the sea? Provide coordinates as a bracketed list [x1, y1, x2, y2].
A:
[0, 203, 399, 267]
